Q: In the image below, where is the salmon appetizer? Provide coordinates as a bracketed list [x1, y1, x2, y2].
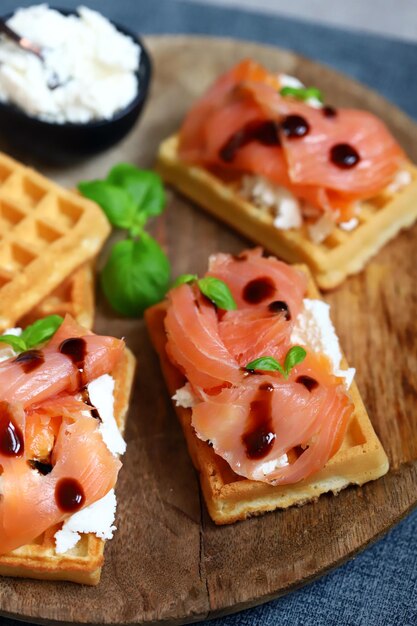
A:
[0, 315, 127, 557]
[154, 248, 356, 485]
[177, 59, 410, 241]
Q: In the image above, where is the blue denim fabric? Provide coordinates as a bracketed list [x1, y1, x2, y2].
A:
[0, 2, 416, 625]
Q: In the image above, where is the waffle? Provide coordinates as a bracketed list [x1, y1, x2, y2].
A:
[0, 347, 136, 585]
[145, 265, 389, 525]
[0, 151, 110, 331]
[157, 136, 417, 290]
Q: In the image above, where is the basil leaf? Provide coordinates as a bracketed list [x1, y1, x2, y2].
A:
[107, 164, 166, 220]
[303, 87, 324, 102]
[0, 335, 27, 353]
[101, 234, 170, 317]
[284, 346, 307, 377]
[280, 85, 324, 103]
[197, 277, 237, 310]
[245, 356, 285, 375]
[173, 274, 198, 288]
[21, 315, 64, 349]
[78, 180, 136, 229]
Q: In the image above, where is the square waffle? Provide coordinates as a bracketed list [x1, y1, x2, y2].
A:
[18, 262, 96, 331]
[0, 346, 136, 585]
[145, 265, 389, 525]
[157, 135, 417, 290]
[0, 151, 110, 331]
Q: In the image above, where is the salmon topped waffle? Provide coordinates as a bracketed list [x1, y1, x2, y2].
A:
[157, 59, 417, 288]
[0, 315, 135, 584]
[146, 248, 388, 523]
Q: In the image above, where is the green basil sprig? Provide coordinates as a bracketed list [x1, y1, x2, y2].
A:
[246, 346, 307, 379]
[0, 315, 63, 353]
[173, 274, 237, 311]
[280, 86, 324, 104]
[79, 163, 170, 317]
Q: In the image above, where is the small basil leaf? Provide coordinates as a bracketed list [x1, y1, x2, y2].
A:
[303, 87, 324, 102]
[107, 164, 166, 220]
[101, 234, 170, 317]
[280, 85, 324, 103]
[245, 356, 285, 375]
[284, 346, 307, 377]
[22, 315, 64, 349]
[173, 274, 198, 288]
[197, 277, 237, 310]
[78, 180, 136, 229]
[0, 335, 27, 353]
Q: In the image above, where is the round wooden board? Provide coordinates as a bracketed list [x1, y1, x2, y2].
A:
[1, 36, 417, 626]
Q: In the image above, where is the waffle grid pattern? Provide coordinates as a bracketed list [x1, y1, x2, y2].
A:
[157, 136, 417, 289]
[0, 152, 110, 330]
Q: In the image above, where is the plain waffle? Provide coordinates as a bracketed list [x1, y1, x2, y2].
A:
[19, 262, 95, 331]
[145, 265, 389, 525]
[0, 347, 136, 585]
[0, 151, 110, 331]
[157, 135, 417, 290]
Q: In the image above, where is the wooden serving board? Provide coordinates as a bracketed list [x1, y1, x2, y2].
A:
[1, 36, 417, 626]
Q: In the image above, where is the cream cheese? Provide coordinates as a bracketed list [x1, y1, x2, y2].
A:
[55, 489, 117, 554]
[0, 5, 141, 123]
[291, 298, 355, 388]
[240, 175, 302, 230]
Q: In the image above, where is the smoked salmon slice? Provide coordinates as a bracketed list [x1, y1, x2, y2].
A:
[0, 316, 124, 556]
[165, 249, 354, 485]
[0, 315, 124, 408]
[179, 59, 405, 217]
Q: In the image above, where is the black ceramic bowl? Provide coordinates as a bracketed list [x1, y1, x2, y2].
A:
[0, 8, 152, 164]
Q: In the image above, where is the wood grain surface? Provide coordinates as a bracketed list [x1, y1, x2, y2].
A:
[0, 36, 416, 626]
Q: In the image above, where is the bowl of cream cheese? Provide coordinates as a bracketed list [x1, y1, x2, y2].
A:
[0, 5, 152, 162]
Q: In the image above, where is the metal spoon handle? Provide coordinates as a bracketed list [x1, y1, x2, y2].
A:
[0, 19, 43, 60]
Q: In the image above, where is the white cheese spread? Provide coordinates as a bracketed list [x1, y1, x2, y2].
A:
[386, 169, 412, 194]
[0, 5, 141, 123]
[88, 374, 127, 457]
[172, 382, 197, 409]
[241, 175, 302, 229]
[55, 489, 117, 554]
[291, 298, 355, 388]
[339, 217, 359, 231]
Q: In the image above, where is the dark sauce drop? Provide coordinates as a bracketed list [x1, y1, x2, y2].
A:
[81, 388, 102, 421]
[242, 383, 276, 460]
[219, 120, 280, 162]
[330, 143, 360, 169]
[59, 337, 87, 387]
[281, 114, 310, 138]
[296, 375, 319, 392]
[0, 402, 24, 457]
[243, 276, 275, 304]
[55, 477, 85, 513]
[28, 459, 53, 475]
[268, 300, 291, 321]
[14, 349, 44, 374]
[322, 105, 337, 118]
